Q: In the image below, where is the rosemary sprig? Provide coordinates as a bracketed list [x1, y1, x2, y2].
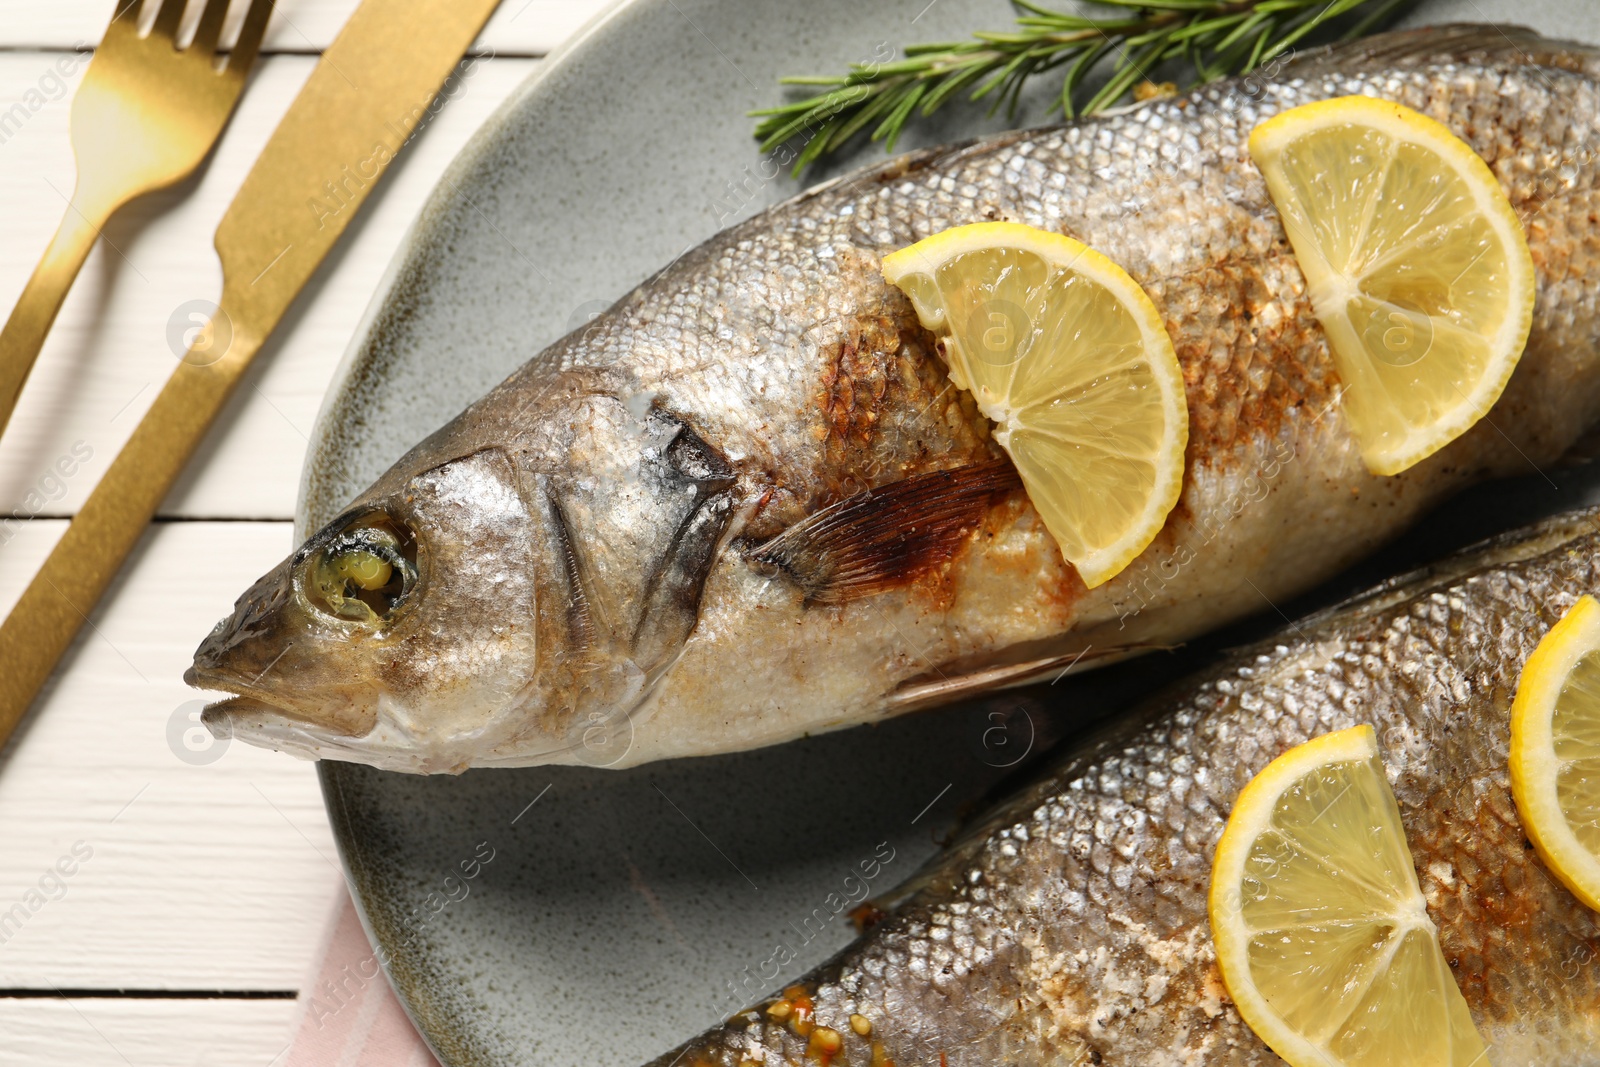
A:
[753, 0, 1418, 173]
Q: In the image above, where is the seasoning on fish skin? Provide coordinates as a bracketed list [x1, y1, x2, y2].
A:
[189, 26, 1600, 773]
[650, 506, 1600, 1066]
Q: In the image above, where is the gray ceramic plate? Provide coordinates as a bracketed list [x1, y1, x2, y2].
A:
[302, 1, 1600, 1064]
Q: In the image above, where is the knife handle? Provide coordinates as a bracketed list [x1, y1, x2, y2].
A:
[0, 318, 259, 743]
[0, 199, 110, 441]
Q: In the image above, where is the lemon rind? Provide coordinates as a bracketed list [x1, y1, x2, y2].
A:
[1209, 724, 1485, 1067]
[881, 222, 1188, 589]
[1511, 594, 1600, 912]
[1209, 726, 1380, 1067]
[1249, 95, 1536, 477]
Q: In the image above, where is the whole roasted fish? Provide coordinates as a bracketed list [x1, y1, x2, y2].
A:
[649, 506, 1600, 1066]
[190, 25, 1600, 772]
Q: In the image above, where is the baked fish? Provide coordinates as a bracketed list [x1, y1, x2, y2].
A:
[648, 506, 1600, 1067]
[189, 25, 1600, 772]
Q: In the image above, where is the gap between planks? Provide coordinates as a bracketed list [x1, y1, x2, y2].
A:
[0, 988, 296, 999]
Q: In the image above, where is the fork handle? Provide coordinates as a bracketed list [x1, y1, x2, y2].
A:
[0, 199, 111, 440]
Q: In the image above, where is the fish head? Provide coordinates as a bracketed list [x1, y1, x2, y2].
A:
[188, 381, 740, 773]
[187, 445, 548, 772]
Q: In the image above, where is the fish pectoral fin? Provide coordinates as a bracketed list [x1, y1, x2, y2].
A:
[886, 643, 1151, 713]
[750, 459, 1022, 604]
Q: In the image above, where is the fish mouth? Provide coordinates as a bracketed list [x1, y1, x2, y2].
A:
[184, 667, 316, 732]
[192, 694, 330, 765]
[185, 657, 378, 740]
[190, 679, 469, 773]
[187, 656, 372, 757]
[183, 658, 294, 729]
[197, 692, 348, 756]
[199, 695, 296, 740]
[197, 692, 419, 768]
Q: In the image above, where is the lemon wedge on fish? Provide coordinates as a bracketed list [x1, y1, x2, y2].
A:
[881, 221, 1187, 589]
[1249, 96, 1535, 476]
[1209, 724, 1489, 1067]
[1511, 595, 1600, 912]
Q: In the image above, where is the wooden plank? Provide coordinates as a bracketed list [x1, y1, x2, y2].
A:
[0, 997, 300, 1067]
[0, 0, 610, 56]
[0, 52, 540, 523]
[0, 520, 344, 989]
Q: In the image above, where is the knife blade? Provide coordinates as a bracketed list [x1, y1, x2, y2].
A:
[0, 0, 504, 744]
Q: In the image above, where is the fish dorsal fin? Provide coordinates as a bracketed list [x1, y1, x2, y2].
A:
[1285, 23, 1596, 78]
[751, 459, 1022, 604]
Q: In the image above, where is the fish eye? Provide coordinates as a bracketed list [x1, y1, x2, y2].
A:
[305, 513, 419, 624]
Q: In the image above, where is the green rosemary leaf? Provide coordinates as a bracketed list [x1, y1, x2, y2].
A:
[921, 58, 997, 113]
[1345, 0, 1414, 39]
[876, 82, 929, 152]
[1246, 23, 1275, 69]
[825, 84, 906, 151]
[752, 0, 1419, 175]
[1061, 36, 1117, 117]
[1214, 8, 1273, 53]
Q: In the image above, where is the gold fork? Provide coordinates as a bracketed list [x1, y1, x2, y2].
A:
[0, 0, 273, 439]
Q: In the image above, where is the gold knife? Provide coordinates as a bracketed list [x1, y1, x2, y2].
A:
[0, 0, 504, 743]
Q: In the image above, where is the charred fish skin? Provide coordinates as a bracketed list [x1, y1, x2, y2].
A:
[192, 26, 1600, 772]
[651, 509, 1600, 1067]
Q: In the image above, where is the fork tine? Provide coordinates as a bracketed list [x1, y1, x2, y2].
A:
[224, 0, 274, 75]
[150, 0, 186, 39]
[192, 0, 230, 53]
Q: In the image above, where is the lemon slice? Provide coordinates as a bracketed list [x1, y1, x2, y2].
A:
[1210, 725, 1488, 1067]
[881, 221, 1187, 588]
[1511, 595, 1600, 912]
[1249, 96, 1535, 476]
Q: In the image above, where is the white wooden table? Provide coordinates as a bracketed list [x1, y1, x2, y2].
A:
[0, 3, 607, 1061]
